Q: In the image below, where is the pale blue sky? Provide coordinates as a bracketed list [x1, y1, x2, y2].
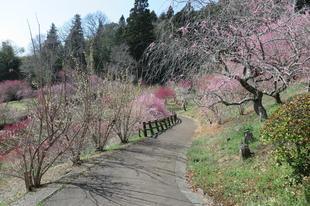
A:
[0, 0, 185, 51]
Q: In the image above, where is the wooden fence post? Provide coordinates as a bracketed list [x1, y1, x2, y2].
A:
[160, 120, 165, 131]
[148, 121, 154, 136]
[167, 117, 171, 128]
[140, 114, 180, 139]
[155, 120, 160, 132]
[170, 116, 174, 125]
[163, 118, 168, 129]
[143, 122, 147, 137]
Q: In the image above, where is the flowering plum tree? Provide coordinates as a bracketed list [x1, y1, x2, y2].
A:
[0, 84, 80, 191]
[154, 86, 176, 101]
[213, 1, 307, 119]
[110, 81, 142, 144]
[66, 71, 93, 165]
[89, 77, 117, 151]
[135, 92, 171, 122]
[166, 80, 193, 111]
[158, 0, 310, 120]
[194, 74, 249, 124]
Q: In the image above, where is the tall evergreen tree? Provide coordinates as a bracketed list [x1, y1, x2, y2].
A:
[42, 23, 63, 81]
[92, 20, 111, 74]
[150, 10, 158, 23]
[44, 24, 61, 51]
[173, 2, 195, 28]
[65, 14, 87, 70]
[133, 0, 149, 11]
[125, 0, 155, 61]
[295, 0, 310, 11]
[0, 42, 21, 81]
[115, 15, 126, 44]
[119, 15, 126, 27]
[166, 6, 174, 19]
[159, 12, 167, 21]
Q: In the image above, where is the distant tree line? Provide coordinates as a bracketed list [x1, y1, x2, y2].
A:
[1, 0, 309, 85]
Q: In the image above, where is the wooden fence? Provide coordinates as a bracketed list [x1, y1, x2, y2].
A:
[139, 114, 180, 138]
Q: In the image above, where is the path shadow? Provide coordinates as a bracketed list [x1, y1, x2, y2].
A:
[45, 117, 193, 206]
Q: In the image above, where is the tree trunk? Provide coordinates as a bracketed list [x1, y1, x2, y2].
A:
[238, 79, 267, 120]
[24, 171, 33, 192]
[33, 175, 42, 188]
[253, 93, 268, 121]
[96, 146, 104, 152]
[182, 100, 187, 111]
[273, 93, 283, 104]
[121, 139, 129, 144]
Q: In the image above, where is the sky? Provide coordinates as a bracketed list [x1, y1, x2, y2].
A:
[0, 0, 185, 52]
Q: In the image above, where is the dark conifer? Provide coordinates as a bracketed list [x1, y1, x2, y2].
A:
[125, 0, 155, 61]
[65, 14, 87, 70]
[42, 23, 63, 81]
[166, 6, 174, 19]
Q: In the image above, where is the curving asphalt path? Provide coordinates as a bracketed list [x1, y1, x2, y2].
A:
[44, 117, 202, 206]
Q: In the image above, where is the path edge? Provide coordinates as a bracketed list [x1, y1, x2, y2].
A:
[175, 116, 216, 206]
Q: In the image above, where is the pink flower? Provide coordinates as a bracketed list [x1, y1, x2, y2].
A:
[154, 87, 176, 100]
[0, 80, 33, 102]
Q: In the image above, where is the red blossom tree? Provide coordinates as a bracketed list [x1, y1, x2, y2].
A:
[154, 86, 176, 100]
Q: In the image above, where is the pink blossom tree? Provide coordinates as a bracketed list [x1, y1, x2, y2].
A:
[66, 71, 93, 165]
[182, 0, 310, 120]
[109, 81, 142, 144]
[194, 74, 249, 124]
[135, 92, 171, 122]
[154, 86, 176, 101]
[89, 77, 117, 151]
[0, 84, 82, 191]
[167, 79, 193, 111]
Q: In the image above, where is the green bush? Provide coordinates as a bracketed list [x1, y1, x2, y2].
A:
[241, 124, 254, 132]
[261, 94, 310, 181]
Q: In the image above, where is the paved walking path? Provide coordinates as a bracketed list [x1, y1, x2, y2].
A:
[43, 117, 204, 206]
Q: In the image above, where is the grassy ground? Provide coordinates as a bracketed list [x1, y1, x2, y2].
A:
[185, 84, 308, 205]
[83, 134, 145, 155]
[0, 99, 32, 126]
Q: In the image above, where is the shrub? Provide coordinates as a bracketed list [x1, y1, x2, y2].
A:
[135, 93, 171, 122]
[0, 82, 90, 191]
[45, 83, 76, 96]
[154, 87, 176, 100]
[0, 80, 33, 102]
[261, 94, 310, 181]
[241, 124, 254, 133]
